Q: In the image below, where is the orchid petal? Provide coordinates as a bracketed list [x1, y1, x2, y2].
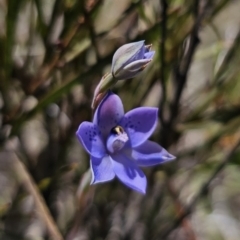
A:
[111, 154, 147, 194]
[123, 59, 151, 71]
[120, 107, 158, 147]
[90, 156, 115, 184]
[93, 91, 124, 139]
[130, 140, 176, 166]
[144, 51, 155, 59]
[115, 58, 152, 80]
[76, 122, 106, 158]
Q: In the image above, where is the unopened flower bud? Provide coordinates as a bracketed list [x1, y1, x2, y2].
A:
[111, 40, 155, 80]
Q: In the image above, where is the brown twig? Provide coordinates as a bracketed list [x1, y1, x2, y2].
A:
[0, 152, 64, 240]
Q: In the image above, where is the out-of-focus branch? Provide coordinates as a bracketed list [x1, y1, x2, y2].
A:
[158, 2, 208, 239]
[34, 0, 48, 36]
[25, 1, 101, 94]
[159, 0, 168, 126]
[8, 54, 112, 137]
[0, 0, 23, 113]
[24, 25, 83, 93]
[169, 0, 201, 132]
[0, 152, 64, 240]
[83, 8, 100, 60]
[160, 137, 240, 239]
[96, 0, 145, 37]
[166, 181, 197, 240]
[160, 0, 209, 148]
[44, 0, 64, 51]
[65, 171, 95, 240]
[158, 2, 196, 239]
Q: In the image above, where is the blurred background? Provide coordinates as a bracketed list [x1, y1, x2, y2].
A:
[1, 0, 240, 239]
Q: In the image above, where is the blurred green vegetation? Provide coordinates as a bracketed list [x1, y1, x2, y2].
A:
[1, 0, 240, 239]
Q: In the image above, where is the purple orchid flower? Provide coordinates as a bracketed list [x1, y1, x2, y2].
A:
[112, 40, 155, 80]
[76, 91, 175, 194]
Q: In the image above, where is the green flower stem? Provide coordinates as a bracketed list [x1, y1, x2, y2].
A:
[91, 73, 118, 109]
[98, 72, 117, 93]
